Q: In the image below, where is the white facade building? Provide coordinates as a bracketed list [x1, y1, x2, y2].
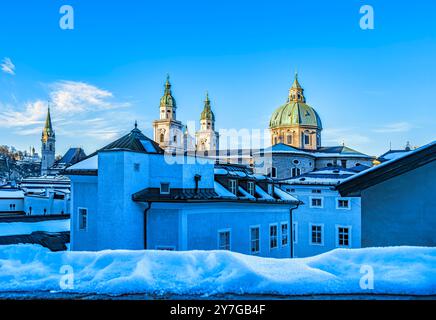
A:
[66, 126, 300, 257]
[279, 167, 362, 257]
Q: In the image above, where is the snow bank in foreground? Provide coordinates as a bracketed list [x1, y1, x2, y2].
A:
[0, 245, 435, 296]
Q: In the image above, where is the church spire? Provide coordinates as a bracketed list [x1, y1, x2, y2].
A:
[160, 74, 177, 111]
[288, 72, 306, 103]
[42, 104, 55, 142]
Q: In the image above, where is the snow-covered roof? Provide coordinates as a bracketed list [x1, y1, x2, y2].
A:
[66, 155, 98, 171]
[213, 181, 237, 199]
[255, 185, 274, 201]
[274, 187, 299, 202]
[0, 190, 24, 199]
[340, 140, 436, 186]
[238, 186, 256, 200]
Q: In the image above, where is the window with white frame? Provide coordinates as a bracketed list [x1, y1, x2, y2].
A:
[247, 182, 255, 196]
[78, 208, 88, 231]
[337, 198, 351, 209]
[218, 230, 231, 250]
[160, 182, 170, 194]
[291, 167, 301, 177]
[281, 223, 288, 246]
[310, 197, 323, 208]
[229, 179, 237, 195]
[337, 226, 351, 247]
[270, 224, 278, 249]
[250, 226, 260, 254]
[310, 224, 323, 245]
[268, 167, 277, 178]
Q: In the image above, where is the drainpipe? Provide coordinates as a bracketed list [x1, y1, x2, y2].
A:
[289, 202, 300, 258]
[143, 202, 152, 250]
[194, 174, 201, 194]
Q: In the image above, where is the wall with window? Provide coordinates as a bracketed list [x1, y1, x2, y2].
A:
[253, 153, 315, 180]
[315, 157, 372, 170]
[146, 202, 293, 258]
[281, 185, 361, 257]
[69, 174, 99, 251]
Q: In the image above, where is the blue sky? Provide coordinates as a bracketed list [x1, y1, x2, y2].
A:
[1, 0, 435, 156]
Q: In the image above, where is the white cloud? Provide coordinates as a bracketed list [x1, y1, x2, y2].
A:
[49, 81, 128, 113]
[323, 128, 371, 146]
[372, 122, 413, 133]
[0, 81, 133, 145]
[1, 57, 15, 75]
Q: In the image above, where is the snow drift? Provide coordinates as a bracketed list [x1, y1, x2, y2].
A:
[0, 245, 435, 296]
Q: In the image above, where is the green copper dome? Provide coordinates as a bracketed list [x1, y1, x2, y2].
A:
[269, 101, 322, 129]
[269, 73, 322, 130]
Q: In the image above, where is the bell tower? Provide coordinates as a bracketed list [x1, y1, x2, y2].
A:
[196, 92, 219, 152]
[41, 105, 56, 175]
[153, 75, 184, 152]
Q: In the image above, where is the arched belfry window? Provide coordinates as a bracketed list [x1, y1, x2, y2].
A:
[160, 133, 165, 143]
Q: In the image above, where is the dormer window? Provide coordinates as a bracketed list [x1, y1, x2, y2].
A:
[229, 179, 237, 195]
[247, 182, 255, 196]
[160, 183, 170, 194]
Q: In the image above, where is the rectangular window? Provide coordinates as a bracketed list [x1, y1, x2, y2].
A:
[250, 226, 260, 254]
[218, 230, 231, 250]
[229, 179, 237, 195]
[287, 135, 292, 144]
[341, 160, 347, 168]
[270, 224, 278, 249]
[337, 199, 350, 209]
[78, 208, 87, 231]
[160, 183, 170, 194]
[304, 134, 310, 145]
[311, 224, 323, 245]
[292, 222, 298, 244]
[133, 163, 140, 172]
[247, 182, 255, 196]
[338, 227, 350, 247]
[312, 189, 321, 194]
[281, 223, 289, 246]
[310, 197, 323, 208]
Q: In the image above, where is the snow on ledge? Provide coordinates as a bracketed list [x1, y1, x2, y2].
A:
[0, 245, 434, 296]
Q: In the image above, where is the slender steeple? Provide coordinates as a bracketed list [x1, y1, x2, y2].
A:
[42, 106, 55, 142]
[288, 72, 306, 103]
[41, 104, 56, 175]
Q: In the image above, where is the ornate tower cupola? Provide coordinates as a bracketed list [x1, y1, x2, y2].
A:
[196, 92, 219, 152]
[200, 92, 215, 130]
[153, 75, 184, 152]
[288, 73, 306, 103]
[159, 75, 177, 120]
[41, 106, 56, 176]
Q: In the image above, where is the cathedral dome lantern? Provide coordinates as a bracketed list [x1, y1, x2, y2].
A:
[269, 73, 322, 150]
